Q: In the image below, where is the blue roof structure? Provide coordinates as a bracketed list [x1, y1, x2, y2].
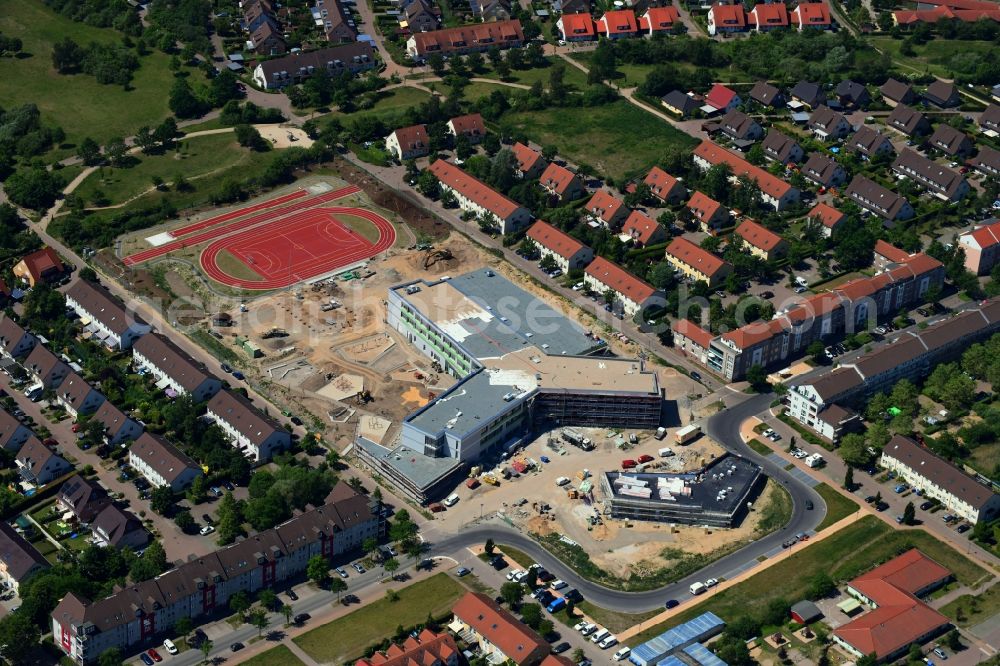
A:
[655, 657, 686, 666]
[629, 613, 725, 666]
[683, 643, 728, 666]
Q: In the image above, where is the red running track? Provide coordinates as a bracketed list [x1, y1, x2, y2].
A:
[168, 190, 307, 239]
[200, 206, 396, 290]
[123, 185, 360, 266]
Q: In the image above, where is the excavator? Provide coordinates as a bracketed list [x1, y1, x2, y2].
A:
[423, 247, 453, 269]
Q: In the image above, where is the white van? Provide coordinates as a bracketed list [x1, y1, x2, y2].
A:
[443, 493, 460, 507]
[600, 636, 618, 649]
[550, 579, 568, 590]
[163, 639, 178, 655]
[689, 582, 707, 595]
[590, 628, 610, 644]
[613, 647, 631, 661]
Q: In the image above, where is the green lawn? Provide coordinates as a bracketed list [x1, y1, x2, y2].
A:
[502, 99, 698, 181]
[0, 0, 177, 147]
[460, 81, 521, 101]
[940, 582, 1000, 627]
[293, 573, 466, 663]
[577, 601, 661, 634]
[869, 37, 997, 79]
[814, 483, 861, 531]
[73, 132, 247, 207]
[746, 438, 772, 456]
[571, 53, 753, 87]
[475, 58, 590, 90]
[238, 645, 304, 666]
[328, 87, 434, 126]
[629, 515, 992, 645]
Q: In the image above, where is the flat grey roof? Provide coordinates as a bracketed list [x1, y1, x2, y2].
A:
[396, 270, 599, 361]
[406, 369, 525, 436]
[355, 437, 463, 489]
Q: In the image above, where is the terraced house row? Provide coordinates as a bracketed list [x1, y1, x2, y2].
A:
[53, 482, 383, 664]
[674, 245, 945, 380]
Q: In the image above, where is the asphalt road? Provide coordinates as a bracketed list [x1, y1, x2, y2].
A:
[422, 393, 825, 613]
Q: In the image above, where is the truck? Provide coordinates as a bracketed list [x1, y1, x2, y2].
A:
[659, 447, 674, 458]
[561, 430, 594, 451]
[675, 424, 702, 445]
[654, 427, 667, 441]
[547, 597, 567, 613]
[689, 582, 707, 595]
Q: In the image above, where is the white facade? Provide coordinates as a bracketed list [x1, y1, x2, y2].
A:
[132, 349, 221, 403]
[880, 450, 1000, 524]
[206, 408, 290, 463]
[581, 274, 650, 317]
[65, 294, 150, 351]
[439, 183, 532, 235]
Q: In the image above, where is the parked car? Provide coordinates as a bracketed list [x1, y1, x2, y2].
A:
[199, 525, 215, 536]
[664, 599, 679, 609]
[231, 643, 244, 652]
[353, 562, 366, 573]
[163, 639, 178, 655]
[294, 613, 310, 624]
[553, 642, 571, 654]
[456, 567, 471, 577]
[140, 654, 155, 666]
[147, 649, 162, 662]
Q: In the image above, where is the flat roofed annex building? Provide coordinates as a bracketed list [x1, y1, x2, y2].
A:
[374, 270, 662, 502]
[601, 454, 764, 527]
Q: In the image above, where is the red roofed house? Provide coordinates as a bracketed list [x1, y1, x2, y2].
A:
[447, 113, 486, 145]
[686, 191, 729, 234]
[620, 211, 666, 247]
[584, 257, 660, 316]
[707, 3, 746, 35]
[833, 550, 951, 662]
[539, 163, 585, 202]
[704, 83, 741, 113]
[356, 629, 459, 666]
[665, 237, 733, 288]
[673, 319, 716, 364]
[526, 221, 594, 272]
[13, 248, 64, 287]
[893, 3, 1000, 25]
[958, 220, 1000, 275]
[451, 592, 549, 666]
[429, 160, 533, 234]
[873, 239, 913, 272]
[556, 12, 596, 41]
[513, 142, 548, 179]
[596, 10, 638, 38]
[807, 202, 846, 238]
[406, 20, 524, 59]
[748, 2, 789, 31]
[693, 140, 800, 210]
[639, 6, 680, 34]
[791, 2, 833, 29]
[644, 167, 686, 204]
[735, 219, 788, 262]
[585, 190, 629, 228]
[386, 125, 429, 160]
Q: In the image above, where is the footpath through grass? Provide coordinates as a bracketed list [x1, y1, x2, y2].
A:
[239, 644, 304, 666]
[940, 582, 1000, 627]
[501, 99, 698, 182]
[630, 515, 992, 646]
[814, 483, 860, 531]
[0, 0, 176, 146]
[293, 573, 465, 663]
[74, 133, 247, 207]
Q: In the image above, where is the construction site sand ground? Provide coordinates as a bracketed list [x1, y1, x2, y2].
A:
[256, 124, 314, 149]
[436, 425, 783, 577]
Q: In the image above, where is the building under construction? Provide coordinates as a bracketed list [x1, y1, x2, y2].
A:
[600, 454, 765, 528]
[358, 269, 665, 503]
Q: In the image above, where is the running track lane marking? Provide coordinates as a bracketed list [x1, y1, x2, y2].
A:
[229, 214, 369, 273]
[199, 207, 396, 290]
[123, 185, 360, 266]
[167, 190, 307, 238]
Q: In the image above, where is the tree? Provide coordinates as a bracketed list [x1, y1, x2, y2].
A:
[104, 136, 127, 167]
[944, 628, 961, 651]
[572, 648, 586, 664]
[174, 616, 194, 642]
[0, 35, 22, 57]
[4, 167, 63, 210]
[363, 537, 378, 558]
[539, 253, 558, 273]
[174, 509, 195, 533]
[150, 486, 175, 515]
[199, 638, 214, 665]
[169, 78, 206, 119]
[903, 501, 916, 525]
[330, 577, 348, 601]
[249, 607, 268, 637]
[524, 567, 538, 590]
[0, 612, 40, 664]
[844, 466, 854, 491]
[455, 134, 473, 161]
[838, 433, 871, 467]
[229, 591, 251, 619]
[427, 53, 446, 76]
[130, 541, 167, 582]
[307, 554, 330, 588]
[186, 474, 208, 504]
[746, 365, 770, 392]
[282, 604, 294, 625]
[52, 37, 84, 73]
[384, 557, 400, 579]
[98, 647, 124, 666]
[520, 603, 542, 628]
[259, 589, 277, 611]
[78, 137, 101, 165]
[805, 571, 835, 600]
[484, 538, 496, 555]
[217, 491, 243, 544]
[500, 582, 524, 607]
[807, 340, 826, 364]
